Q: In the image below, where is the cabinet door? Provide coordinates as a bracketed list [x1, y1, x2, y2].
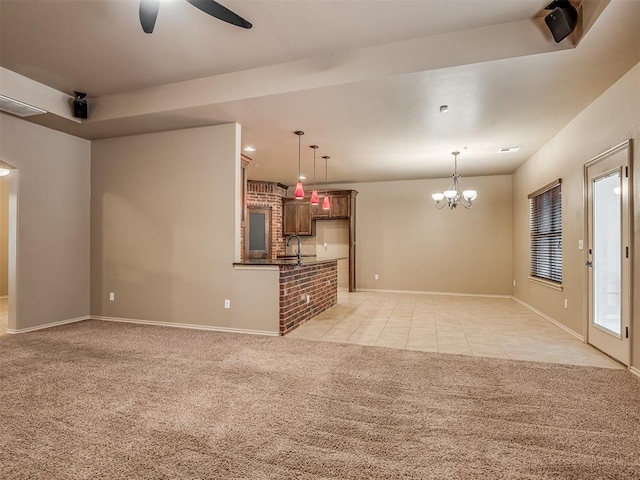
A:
[312, 201, 330, 219]
[297, 203, 313, 235]
[246, 208, 270, 258]
[283, 202, 298, 235]
[330, 195, 349, 218]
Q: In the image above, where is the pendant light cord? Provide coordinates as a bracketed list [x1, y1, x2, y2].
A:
[298, 133, 301, 180]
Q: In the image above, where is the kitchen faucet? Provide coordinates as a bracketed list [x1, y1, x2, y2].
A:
[286, 235, 302, 262]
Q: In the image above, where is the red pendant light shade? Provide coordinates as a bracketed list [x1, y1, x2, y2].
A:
[322, 193, 330, 210]
[322, 155, 331, 210]
[293, 130, 305, 199]
[310, 144, 319, 205]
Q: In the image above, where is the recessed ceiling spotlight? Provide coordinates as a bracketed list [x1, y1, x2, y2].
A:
[299, 175, 306, 181]
[243, 146, 256, 152]
[498, 146, 522, 153]
[440, 105, 449, 113]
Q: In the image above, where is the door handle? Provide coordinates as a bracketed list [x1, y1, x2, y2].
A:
[586, 261, 593, 267]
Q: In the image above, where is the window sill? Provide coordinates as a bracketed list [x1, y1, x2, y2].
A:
[528, 276, 563, 291]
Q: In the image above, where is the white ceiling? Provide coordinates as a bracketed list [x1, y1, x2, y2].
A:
[1, 0, 639, 185]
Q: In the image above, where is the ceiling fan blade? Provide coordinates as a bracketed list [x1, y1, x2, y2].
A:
[139, 0, 161, 34]
[185, 0, 253, 29]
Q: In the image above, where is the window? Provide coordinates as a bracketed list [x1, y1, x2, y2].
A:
[529, 179, 562, 284]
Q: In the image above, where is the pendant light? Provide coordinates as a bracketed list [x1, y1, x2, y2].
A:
[432, 151, 477, 209]
[321, 155, 331, 210]
[309, 145, 319, 205]
[293, 130, 305, 199]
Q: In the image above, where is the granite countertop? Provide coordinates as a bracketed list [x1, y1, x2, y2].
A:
[234, 256, 345, 267]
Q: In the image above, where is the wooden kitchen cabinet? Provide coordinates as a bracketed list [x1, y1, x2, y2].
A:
[310, 191, 350, 220]
[329, 195, 349, 218]
[311, 202, 329, 219]
[283, 200, 313, 236]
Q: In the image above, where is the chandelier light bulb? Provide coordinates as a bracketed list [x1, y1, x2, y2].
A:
[463, 190, 477, 201]
[432, 193, 445, 202]
[444, 190, 457, 199]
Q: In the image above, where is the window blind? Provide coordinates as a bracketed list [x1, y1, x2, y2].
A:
[529, 179, 562, 284]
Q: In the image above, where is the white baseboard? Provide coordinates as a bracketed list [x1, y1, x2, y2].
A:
[7, 315, 90, 334]
[629, 366, 640, 379]
[92, 315, 279, 337]
[511, 297, 584, 342]
[356, 288, 511, 299]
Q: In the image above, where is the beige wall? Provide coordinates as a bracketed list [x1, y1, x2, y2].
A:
[315, 220, 350, 288]
[0, 112, 91, 330]
[512, 62, 640, 365]
[0, 176, 8, 297]
[335, 175, 513, 295]
[91, 124, 279, 334]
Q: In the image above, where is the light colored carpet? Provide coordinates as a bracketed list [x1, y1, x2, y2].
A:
[1, 320, 639, 479]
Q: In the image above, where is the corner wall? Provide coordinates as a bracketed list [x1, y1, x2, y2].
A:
[0, 177, 8, 297]
[512, 62, 640, 364]
[0, 112, 91, 330]
[91, 124, 279, 334]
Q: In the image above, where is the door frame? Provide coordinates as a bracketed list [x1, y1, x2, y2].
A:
[583, 139, 633, 364]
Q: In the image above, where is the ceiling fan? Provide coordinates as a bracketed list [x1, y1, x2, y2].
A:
[139, 0, 252, 34]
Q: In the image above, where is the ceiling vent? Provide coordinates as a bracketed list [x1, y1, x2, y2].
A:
[0, 94, 47, 117]
[498, 146, 522, 153]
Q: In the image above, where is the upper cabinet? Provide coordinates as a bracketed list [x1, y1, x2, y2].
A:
[310, 190, 353, 220]
[283, 190, 356, 235]
[283, 201, 313, 236]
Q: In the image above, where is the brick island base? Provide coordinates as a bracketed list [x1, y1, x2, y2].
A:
[279, 261, 338, 335]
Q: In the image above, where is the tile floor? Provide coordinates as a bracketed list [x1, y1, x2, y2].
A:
[287, 290, 623, 369]
[0, 293, 621, 370]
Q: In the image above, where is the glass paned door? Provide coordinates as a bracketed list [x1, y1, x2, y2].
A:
[585, 142, 631, 366]
[592, 173, 621, 335]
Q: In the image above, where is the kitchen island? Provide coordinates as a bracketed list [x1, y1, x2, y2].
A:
[233, 257, 342, 335]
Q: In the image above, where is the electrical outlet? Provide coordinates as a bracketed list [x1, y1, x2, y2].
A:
[109, 292, 115, 301]
[564, 299, 568, 309]
[306, 295, 311, 304]
[513, 280, 516, 287]
[224, 299, 231, 309]
[375, 274, 379, 280]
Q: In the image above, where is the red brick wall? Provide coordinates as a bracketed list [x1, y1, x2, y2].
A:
[279, 261, 337, 335]
[245, 181, 287, 259]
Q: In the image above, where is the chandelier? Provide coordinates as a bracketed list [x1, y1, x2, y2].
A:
[432, 151, 477, 209]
